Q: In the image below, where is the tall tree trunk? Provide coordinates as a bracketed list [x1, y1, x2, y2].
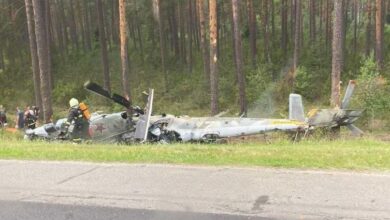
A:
[111, 0, 119, 45]
[299, 0, 304, 49]
[209, 0, 218, 115]
[353, 0, 358, 53]
[197, 0, 210, 82]
[119, 0, 130, 101]
[58, 0, 68, 55]
[188, 0, 194, 73]
[281, 0, 288, 57]
[25, 0, 43, 116]
[232, 0, 247, 116]
[290, 0, 295, 41]
[220, 1, 229, 62]
[366, 0, 373, 56]
[174, 3, 181, 57]
[341, 0, 346, 69]
[331, 0, 344, 108]
[247, 0, 257, 66]
[262, 0, 271, 62]
[178, 2, 186, 63]
[76, 0, 87, 51]
[69, 0, 79, 50]
[193, 0, 200, 52]
[293, 0, 301, 74]
[271, 0, 275, 41]
[216, 0, 221, 61]
[52, 0, 64, 55]
[96, 0, 111, 92]
[153, 0, 166, 86]
[375, 0, 384, 70]
[44, 0, 53, 90]
[128, 15, 137, 49]
[45, 1, 54, 47]
[99, 1, 111, 50]
[83, 0, 92, 51]
[134, 0, 144, 58]
[32, 0, 53, 122]
[310, 0, 317, 42]
[319, 0, 323, 34]
[325, 0, 331, 52]
[230, 2, 237, 68]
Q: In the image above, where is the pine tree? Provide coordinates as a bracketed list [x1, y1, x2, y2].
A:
[331, 0, 344, 108]
[232, 0, 247, 115]
[209, 0, 218, 115]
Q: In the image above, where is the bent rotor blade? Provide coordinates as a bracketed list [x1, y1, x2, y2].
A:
[84, 81, 130, 108]
[346, 124, 364, 136]
[112, 93, 131, 108]
[341, 80, 356, 109]
[84, 81, 111, 100]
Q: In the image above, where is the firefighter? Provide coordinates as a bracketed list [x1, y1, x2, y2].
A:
[64, 98, 90, 140]
[24, 106, 37, 129]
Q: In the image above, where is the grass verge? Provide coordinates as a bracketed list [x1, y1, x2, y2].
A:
[0, 134, 389, 170]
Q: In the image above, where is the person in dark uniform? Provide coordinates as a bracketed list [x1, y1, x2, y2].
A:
[15, 107, 24, 129]
[0, 105, 7, 127]
[64, 98, 90, 140]
[24, 106, 37, 129]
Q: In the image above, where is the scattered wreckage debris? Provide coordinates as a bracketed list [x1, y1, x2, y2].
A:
[24, 80, 363, 144]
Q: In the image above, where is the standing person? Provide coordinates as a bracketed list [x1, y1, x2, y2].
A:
[24, 106, 37, 129]
[0, 105, 7, 127]
[32, 106, 40, 127]
[32, 106, 40, 118]
[64, 98, 90, 141]
[15, 107, 24, 129]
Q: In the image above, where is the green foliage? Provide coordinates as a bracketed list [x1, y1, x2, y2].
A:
[246, 64, 273, 104]
[296, 45, 332, 101]
[52, 81, 87, 106]
[353, 58, 390, 129]
[294, 66, 313, 97]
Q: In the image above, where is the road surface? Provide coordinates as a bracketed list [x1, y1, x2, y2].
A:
[0, 160, 389, 219]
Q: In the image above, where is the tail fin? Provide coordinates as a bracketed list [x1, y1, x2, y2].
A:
[134, 88, 154, 142]
[289, 94, 305, 122]
[341, 80, 356, 109]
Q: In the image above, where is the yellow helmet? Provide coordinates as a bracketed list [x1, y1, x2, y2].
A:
[69, 98, 79, 108]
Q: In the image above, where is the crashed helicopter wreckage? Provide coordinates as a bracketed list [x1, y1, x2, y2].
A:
[24, 80, 363, 143]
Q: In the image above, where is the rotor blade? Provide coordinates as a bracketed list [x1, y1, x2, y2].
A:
[341, 80, 356, 109]
[346, 124, 364, 136]
[112, 93, 131, 108]
[84, 81, 111, 100]
[84, 81, 131, 108]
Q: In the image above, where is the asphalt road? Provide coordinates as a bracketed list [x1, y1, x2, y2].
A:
[0, 200, 270, 220]
[0, 160, 389, 220]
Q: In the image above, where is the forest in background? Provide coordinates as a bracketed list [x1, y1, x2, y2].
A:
[0, 0, 390, 131]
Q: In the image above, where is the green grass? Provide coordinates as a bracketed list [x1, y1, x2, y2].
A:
[0, 133, 389, 170]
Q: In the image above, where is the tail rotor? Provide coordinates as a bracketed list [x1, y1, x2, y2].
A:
[307, 80, 364, 136]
